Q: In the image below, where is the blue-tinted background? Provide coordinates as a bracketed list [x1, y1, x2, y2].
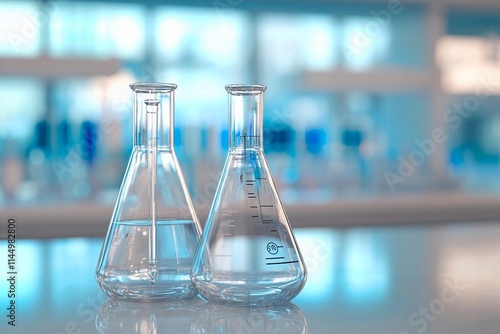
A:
[1, 0, 500, 233]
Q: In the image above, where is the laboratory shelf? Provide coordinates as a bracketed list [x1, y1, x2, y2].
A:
[0, 56, 121, 78]
[302, 69, 434, 93]
[3, 192, 500, 239]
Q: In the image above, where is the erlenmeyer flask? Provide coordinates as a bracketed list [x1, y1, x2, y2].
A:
[191, 84, 307, 306]
[96, 83, 202, 301]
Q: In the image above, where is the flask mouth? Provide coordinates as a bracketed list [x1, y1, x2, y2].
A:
[130, 82, 177, 93]
[225, 84, 267, 95]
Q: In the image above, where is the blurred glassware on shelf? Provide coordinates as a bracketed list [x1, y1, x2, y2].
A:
[2, 2, 500, 211]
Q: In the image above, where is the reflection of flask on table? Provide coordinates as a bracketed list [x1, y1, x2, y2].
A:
[191, 84, 307, 306]
[96, 297, 205, 334]
[96, 83, 202, 301]
[192, 302, 307, 334]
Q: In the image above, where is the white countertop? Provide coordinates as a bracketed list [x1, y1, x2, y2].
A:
[2, 222, 500, 333]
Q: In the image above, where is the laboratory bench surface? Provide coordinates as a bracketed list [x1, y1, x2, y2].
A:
[2, 222, 500, 333]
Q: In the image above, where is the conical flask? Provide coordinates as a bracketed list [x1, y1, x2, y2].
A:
[191, 84, 307, 306]
[96, 83, 202, 301]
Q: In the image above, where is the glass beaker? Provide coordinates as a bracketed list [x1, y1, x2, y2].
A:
[191, 84, 307, 306]
[96, 83, 202, 301]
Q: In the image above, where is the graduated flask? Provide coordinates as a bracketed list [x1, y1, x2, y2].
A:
[96, 83, 202, 301]
[191, 84, 307, 306]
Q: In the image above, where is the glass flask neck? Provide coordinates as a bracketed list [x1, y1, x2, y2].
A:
[226, 84, 267, 152]
[131, 83, 177, 149]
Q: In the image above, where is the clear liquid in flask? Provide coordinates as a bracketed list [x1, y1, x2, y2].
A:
[98, 220, 199, 301]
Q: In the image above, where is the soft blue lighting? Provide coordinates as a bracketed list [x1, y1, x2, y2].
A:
[342, 231, 391, 303]
[0, 79, 45, 142]
[0, 240, 43, 313]
[342, 17, 391, 70]
[258, 14, 339, 74]
[49, 3, 146, 59]
[293, 229, 338, 301]
[49, 238, 103, 314]
[154, 7, 250, 67]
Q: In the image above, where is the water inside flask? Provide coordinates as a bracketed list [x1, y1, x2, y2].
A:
[96, 83, 202, 301]
[191, 84, 307, 306]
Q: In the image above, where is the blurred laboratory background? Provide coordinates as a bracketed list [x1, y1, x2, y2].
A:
[2, 0, 500, 237]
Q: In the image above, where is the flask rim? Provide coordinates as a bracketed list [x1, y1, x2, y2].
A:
[225, 84, 267, 95]
[129, 82, 177, 93]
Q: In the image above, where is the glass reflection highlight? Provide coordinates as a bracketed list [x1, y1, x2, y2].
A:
[343, 231, 391, 303]
[193, 302, 307, 334]
[294, 229, 338, 301]
[51, 238, 103, 314]
[8, 240, 43, 313]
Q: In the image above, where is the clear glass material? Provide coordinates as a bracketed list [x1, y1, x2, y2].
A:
[96, 83, 202, 301]
[191, 84, 307, 306]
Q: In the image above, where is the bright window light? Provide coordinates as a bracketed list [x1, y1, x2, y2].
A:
[437, 36, 500, 95]
[0, 1, 41, 57]
[154, 7, 250, 67]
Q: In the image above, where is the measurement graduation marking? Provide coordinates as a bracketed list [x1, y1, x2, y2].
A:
[266, 260, 299, 265]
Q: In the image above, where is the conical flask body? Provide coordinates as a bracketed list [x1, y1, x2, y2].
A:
[96, 83, 201, 301]
[191, 85, 306, 306]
